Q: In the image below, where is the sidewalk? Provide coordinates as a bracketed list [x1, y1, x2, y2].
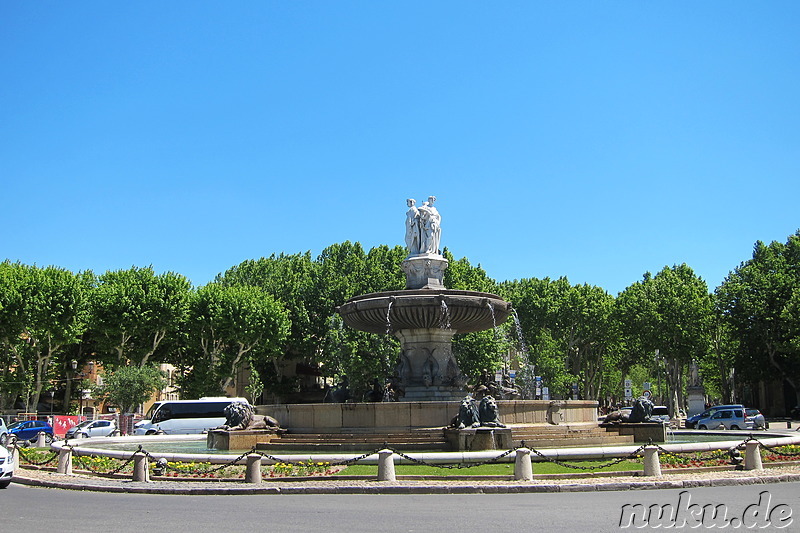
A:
[13, 464, 800, 495]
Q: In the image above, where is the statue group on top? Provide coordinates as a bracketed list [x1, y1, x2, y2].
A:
[405, 195, 442, 256]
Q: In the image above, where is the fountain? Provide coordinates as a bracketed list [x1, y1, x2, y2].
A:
[226, 197, 609, 451]
[337, 196, 513, 401]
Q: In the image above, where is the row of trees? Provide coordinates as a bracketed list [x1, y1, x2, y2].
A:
[1, 230, 798, 414]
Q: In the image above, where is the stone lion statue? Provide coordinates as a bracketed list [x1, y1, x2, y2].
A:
[217, 401, 281, 431]
[452, 395, 480, 429]
[478, 395, 506, 428]
[627, 397, 654, 423]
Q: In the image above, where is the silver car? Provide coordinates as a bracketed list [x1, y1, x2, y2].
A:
[65, 419, 118, 439]
[745, 408, 767, 430]
[695, 407, 746, 430]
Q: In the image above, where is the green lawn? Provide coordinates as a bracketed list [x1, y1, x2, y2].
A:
[336, 459, 643, 476]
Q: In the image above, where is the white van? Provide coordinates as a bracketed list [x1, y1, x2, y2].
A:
[133, 397, 247, 435]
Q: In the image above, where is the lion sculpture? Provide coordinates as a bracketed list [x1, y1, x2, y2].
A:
[478, 395, 506, 428]
[627, 397, 654, 423]
[217, 401, 281, 431]
[452, 395, 481, 429]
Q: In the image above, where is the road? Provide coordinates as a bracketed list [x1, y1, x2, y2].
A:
[3, 482, 799, 532]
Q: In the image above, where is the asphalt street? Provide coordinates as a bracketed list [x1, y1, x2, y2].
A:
[3, 482, 799, 532]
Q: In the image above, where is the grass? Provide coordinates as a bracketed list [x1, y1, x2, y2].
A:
[336, 459, 643, 476]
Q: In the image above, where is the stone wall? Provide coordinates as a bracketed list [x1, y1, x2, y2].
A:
[256, 400, 599, 433]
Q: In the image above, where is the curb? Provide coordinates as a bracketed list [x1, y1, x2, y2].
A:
[12, 471, 800, 495]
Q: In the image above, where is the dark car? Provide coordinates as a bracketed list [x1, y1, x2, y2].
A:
[7, 419, 54, 444]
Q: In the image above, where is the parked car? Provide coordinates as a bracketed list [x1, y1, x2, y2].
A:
[66, 419, 118, 439]
[685, 404, 745, 429]
[134, 397, 248, 435]
[0, 418, 7, 445]
[695, 407, 746, 430]
[650, 405, 671, 424]
[745, 408, 767, 430]
[0, 443, 13, 488]
[7, 420, 54, 445]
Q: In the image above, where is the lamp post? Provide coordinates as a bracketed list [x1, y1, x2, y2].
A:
[70, 360, 83, 419]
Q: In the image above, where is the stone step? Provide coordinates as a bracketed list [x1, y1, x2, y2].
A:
[260, 441, 450, 453]
[513, 434, 635, 448]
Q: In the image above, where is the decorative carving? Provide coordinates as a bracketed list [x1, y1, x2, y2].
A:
[423, 350, 440, 386]
[547, 400, 564, 425]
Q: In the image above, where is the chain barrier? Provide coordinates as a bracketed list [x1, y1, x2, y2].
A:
[67, 444, 138, 475]
[136, 445, 254, 476]
[525, 441, 649, 471]
[741, 435, 800, 456]
[16, 445, 59, 467]
[256, 448, 380, 467]
[388, 446, 518, 470]
[26, 433, 800, 480]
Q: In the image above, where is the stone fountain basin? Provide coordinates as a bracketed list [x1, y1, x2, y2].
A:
[337, 289, 512, 334]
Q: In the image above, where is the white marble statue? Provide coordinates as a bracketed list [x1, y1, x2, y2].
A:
[418, 195, 441, 254]
[405, 195, 442, 256]
[405, 198, 421, 255]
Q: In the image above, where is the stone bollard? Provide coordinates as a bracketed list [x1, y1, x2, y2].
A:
[36, 431, 47, 448]
[377, 449, 396, 481]
[643, 446, 662, 476]
[514, 448, 533, 481]
[745, 441, 763, 470]
[132, 452, 150, 482]
[57, 448, 73, 475]
[245, 454, 262, 484]
[10, 442, 20, 471]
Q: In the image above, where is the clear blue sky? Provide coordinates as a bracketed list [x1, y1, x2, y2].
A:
[2, 2, 798, 296]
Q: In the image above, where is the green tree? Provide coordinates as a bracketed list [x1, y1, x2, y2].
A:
[89, 266, 190, 367]
[315, 242, 402, 394]
[615, 264, 712, 416]
[184, 283, 291, 396]
[444, 250, 511, 382]
[502, 277, 617, 400]
[217, 253, 321, 361]
[98, 364, 167, 413]
[716, 231, 800, 408]
[0, 262, 92, 411]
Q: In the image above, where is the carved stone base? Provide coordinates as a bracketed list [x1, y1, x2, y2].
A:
[602, 422, 666, 443]
[207, 428, 284, 450]
[444, 427, 513, 451]
[402, 255, 448, 290]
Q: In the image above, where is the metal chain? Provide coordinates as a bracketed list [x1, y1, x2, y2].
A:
[67, 444, 137, 475]
[16, 446, 59, 466]
[527, 442, 649, 470]
[256, 448, 380, 467]
[743, 435, 800, 456]
[141, 446, 255, 476]
[389, 446, 518, 470]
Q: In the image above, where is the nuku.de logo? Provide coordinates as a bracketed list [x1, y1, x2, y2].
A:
[619, 490, 793, 529]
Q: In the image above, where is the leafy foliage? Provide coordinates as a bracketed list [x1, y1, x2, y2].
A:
[97, 364, 167, 413]
[716, 231, 800, 404]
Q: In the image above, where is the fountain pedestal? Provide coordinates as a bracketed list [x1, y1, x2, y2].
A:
[402, 255, 448, 290]
[207, 428, 283, 450]
[338, 290, 512, 401]
[394, 328, 464, 401]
